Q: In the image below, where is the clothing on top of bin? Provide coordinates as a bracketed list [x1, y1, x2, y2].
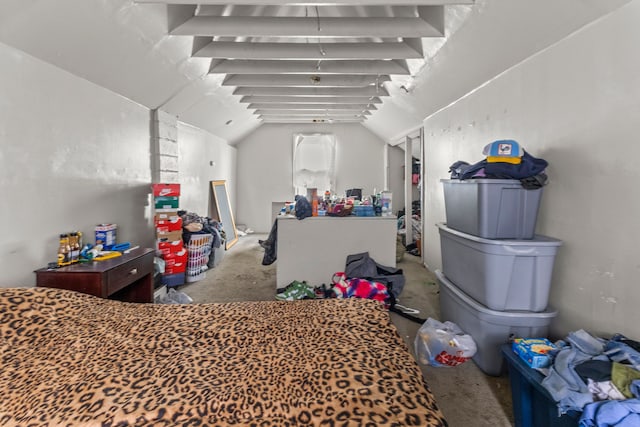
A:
[449, 149, 548, 189]
[482, 139, 524, 164]
[579, 397, 640, 427]
[541, 329, 640, 419]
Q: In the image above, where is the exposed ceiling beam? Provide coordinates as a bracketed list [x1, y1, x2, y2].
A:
[171, 16, 443, 38]
[233, 86, 390, 97]
[137, 1, 473, 5]
[240, 96, 382, 104]
[248, 103, 377, 110]
[210, 59, 409, 75]
[260, 113, 366, 118]
[254, 109, 372, 115]
[194, 41, 423, 60]
[223, 74, 390, 87]
[260, 118, 365, 123]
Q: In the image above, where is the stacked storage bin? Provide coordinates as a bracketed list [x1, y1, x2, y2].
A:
[436, 179, 562, 376]
[152, 183, 186, 288]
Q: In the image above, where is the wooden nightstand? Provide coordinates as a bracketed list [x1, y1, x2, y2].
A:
[35, 247, 155, 303]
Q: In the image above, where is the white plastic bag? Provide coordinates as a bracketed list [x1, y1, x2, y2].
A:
[160, 288, 194, 304]
[414, 318, 477, 367]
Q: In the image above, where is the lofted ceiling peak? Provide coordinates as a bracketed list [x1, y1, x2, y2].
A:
[135, 0, 475, 126]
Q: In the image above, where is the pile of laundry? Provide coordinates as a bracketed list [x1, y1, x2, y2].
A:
[540, 329, 640, 426]
[178, 210, 225, 268]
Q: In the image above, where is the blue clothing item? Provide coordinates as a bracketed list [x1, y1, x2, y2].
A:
[542, 330, 609, 415]
[579, 398, 640, 427]
[542, 349, 597, 414]
[605, 334, 640, 369]
[210, 227, 221, 249]
[483, 150, 548, 179]
[568, 329, 606, 355]
[294, 195, 313, 220]
[631, 380, 640, 398]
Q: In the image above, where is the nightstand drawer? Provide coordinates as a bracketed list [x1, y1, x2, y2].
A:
[106, 254, 154, 295]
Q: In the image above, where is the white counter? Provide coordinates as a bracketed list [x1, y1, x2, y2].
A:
[276, 215, 397, 289]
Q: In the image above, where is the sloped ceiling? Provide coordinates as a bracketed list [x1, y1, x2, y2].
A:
[0, 0, 631, 144]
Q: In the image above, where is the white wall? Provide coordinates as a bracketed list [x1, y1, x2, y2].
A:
[236, 123, 386, 232]
[422, 2, 640, 339]
[0, 41, 154, 286]
[0, 41, 237, 287]
[178, 122, 237, 219]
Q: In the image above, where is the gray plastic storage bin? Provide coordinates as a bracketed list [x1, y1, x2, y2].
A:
[437, 223, 561, 312]
[441, 179, 543, 239]
[436, 270, 557, 376]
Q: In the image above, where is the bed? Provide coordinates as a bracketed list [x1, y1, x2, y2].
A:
[0, 287, 447, 426]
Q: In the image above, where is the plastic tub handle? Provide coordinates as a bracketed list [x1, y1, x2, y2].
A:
[502, 246, 537, 255]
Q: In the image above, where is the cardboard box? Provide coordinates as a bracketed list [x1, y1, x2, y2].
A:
[95, 224, 117, 247]
[155, 217, 182, 232]
[164, 262, 186, 275]
[511, 338, 557, 369]
[157, 239, 184, 256]
[152, 183, 181, 197]
[163, 249, 187, 266]
[154, 196, 179, 209]
[156, 230, 182, 242]
[154, 210, 179, 222]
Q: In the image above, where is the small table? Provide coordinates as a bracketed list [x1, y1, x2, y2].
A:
[35, 247, 155, 303]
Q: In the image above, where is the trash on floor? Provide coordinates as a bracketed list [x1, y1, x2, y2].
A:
[159, 288, 193, 304]
[414, 317, 477, 367]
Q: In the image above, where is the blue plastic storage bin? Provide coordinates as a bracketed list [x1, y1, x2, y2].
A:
[502, 344, 580, 427]
[161, 272, 185, 287]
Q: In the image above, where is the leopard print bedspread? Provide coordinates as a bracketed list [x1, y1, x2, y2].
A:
[0, 287, 447, 426]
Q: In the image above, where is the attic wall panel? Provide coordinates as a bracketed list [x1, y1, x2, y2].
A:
[0, 41, 154, 286]
[422, 1, 640, 339]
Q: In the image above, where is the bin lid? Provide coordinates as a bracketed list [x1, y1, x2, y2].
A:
[440, 178, 530, 185]
[436, 269, 558, 320]
[436, 223, 562, 247]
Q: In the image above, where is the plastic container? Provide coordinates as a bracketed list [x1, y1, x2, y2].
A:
[380, 191, 393, 216]
[437, 223, 561, 312]
[501, 345, 580, 427]
[441, 179, 543, 239]
[208, 240, 225, 269]
[185, 234, 213, 283]
[354, 205, 375, 217]
[161, 272, 185, 288]
[436, 270, 557, 376]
